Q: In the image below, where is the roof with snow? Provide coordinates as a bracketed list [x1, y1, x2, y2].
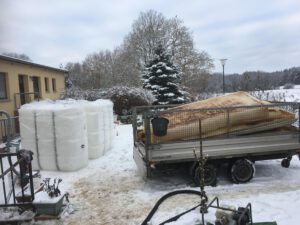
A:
[0, 54, 68, 74]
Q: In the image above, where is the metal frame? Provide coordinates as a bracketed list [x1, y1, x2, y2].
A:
[0, 151, 35, 208]
[14, 92, 40, 110]
[132, 103, 300, 178]
[207, 196, 253, 225]
[0, 116, 19, 145]
[133, 102, 300, 146]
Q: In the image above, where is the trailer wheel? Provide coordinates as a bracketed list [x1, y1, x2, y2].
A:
[193, 164, 217, 186]
[231, 159, 254, 184]
[281, 158, 290, 168]
[189, 162, 198, 177]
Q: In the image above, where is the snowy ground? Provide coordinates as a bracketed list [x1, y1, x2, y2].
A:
[2, 88, 300, 225]
[21, 124, 300, 225]
[251, 85, 300, 102]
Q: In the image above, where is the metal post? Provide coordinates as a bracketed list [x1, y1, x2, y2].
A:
[0, 157, 7, 205]
[132, 107, 137, 144]
[28, 161, 35, 201]
[222, 64, 225, 94]
[298, 104, 300, 143]
[220, 59, 227, 94]
[145, 113, 151, 178]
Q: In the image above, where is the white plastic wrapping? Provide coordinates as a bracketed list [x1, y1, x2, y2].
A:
[19, 101, 88, 171]
[96, 100, 114, 153]
[19, 99, 114, 170]
[84, 101, 105, 159]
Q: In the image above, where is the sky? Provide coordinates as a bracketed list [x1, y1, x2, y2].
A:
[0, 0, 300, 74]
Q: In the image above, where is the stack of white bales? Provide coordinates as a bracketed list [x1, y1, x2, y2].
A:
[19, 99, 115, 171]
[19, 101, 88, 171]
[83, 100, 102, 159]
[96, 100, 114, 153]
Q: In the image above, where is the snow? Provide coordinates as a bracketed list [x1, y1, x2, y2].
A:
[33, 191, 65, 204]
[258, 86, 300, 102]
[18, 123, 299, 225]
[2, 88, 300, 224]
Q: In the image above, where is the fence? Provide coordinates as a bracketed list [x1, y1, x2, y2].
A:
[133, 102, 300, 145]
[14, 92, 39, 110]
[0, 150, 35, 208]
[0, 116, 19, 145]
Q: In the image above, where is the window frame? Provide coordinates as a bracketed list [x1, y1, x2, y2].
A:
[0, 72, 9, 101]
[44, 77, 50, 92]
[52, 78, 57, 92]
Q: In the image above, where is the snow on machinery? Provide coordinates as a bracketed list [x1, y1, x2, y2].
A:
[133, 92, 300, 185]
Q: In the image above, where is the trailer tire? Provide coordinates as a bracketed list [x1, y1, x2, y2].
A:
[281, 158, 290, 168]
[231, 159, 254, 184]
[193, 164, 217, 186]
[189, 162, 198, 177]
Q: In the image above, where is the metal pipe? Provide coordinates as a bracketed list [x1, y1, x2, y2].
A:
[28, 162, 35, 201]
[19, 156, 25, 203]
[9, 169, 16, 204]
[0, 157, 8, 205]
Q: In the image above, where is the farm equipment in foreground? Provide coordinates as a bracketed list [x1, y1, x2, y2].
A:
[140, 118, 278, 225]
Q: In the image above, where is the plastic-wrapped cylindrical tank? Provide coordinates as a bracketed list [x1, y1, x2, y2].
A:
[83, 101, 105, 159]
[19, 101, 88, 171]
[96, 100, 114, 153]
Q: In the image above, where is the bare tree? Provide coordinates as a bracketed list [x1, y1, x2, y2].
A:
[65, 10, 214, 91]
[2, 52, 32, 61]
[123, 10, 214, 92]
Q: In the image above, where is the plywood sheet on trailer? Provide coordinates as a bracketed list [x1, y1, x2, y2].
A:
[150, 92, 295, 144]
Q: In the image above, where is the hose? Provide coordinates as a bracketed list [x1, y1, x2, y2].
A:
[141, 189, 202, 225]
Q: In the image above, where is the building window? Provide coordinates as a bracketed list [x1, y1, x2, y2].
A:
[52, 78, 56, 92]
[45, 77, 49, 92]
[0, 72, 8, 100]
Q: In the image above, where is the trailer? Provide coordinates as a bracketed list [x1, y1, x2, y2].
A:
[132, 102, 300, 185]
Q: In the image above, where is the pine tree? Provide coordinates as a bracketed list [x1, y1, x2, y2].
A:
[142, 44, 185, 105]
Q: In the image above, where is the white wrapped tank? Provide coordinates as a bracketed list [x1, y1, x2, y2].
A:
[96, 99, 114, 153]
[19, 101, 88, 171]
[83, 101, 105, 159]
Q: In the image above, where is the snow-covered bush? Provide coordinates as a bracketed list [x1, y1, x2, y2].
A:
[283, 83, 294, 89]
[61, 86, 155, 115]
[106, 86, 155, 115]
[60, 86, 107, 101]
[250, 90, 286, 102]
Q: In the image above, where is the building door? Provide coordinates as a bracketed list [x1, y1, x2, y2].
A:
[18, 75, 27, 105]
[32, 76, 40, 99]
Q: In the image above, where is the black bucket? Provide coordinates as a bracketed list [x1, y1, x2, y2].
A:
[151, 117, 169, 136]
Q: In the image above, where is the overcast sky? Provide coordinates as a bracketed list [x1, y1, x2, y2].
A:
[1, 0, 300, 74]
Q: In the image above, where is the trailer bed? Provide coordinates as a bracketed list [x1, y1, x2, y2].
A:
[132, 102, 300, 181]
[149, 133, 300, 162]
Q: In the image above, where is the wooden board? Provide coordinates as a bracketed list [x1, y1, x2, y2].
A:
[151, 92, 295, 144]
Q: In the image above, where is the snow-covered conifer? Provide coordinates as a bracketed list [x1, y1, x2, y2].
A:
[142, 44, 185, 105]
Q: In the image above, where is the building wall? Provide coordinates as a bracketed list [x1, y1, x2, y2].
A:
[0, 59, 66, 117]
